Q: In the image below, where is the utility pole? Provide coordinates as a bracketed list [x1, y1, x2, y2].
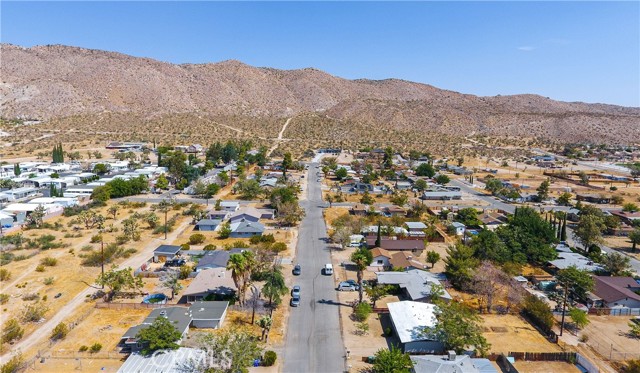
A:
[164, 207, 168, 240]
[101, 236, 105, 289]
[559, 282, 569, 337]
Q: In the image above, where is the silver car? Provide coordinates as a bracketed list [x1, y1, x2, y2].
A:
[337, 282, 356, 291]
[291, 285, 301, 298]
[290, 295, 300, 307]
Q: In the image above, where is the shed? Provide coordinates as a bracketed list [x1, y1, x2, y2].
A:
[153, 245, 182, 262]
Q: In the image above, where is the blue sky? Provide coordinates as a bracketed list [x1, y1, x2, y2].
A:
[2, 1, 639, 107]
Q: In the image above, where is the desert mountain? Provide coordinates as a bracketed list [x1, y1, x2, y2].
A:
[1, 43, 638, 144]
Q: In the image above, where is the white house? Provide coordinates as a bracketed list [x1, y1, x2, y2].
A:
[388, 301, 443, 353]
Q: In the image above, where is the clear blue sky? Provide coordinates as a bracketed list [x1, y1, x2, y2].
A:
[2, 1, 639, 107]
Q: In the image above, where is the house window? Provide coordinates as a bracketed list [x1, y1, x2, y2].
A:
[377, 260, 383, 265]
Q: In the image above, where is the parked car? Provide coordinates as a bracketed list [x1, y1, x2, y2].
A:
[337, 282, 356, 291]
[164, 259, 186, 267]
[344, 280, 360, 290]
[290, 295, 300, 307]
[291, 285, 301, 298]
[324, 263, 333, 275]
[292, 264, 301, 276]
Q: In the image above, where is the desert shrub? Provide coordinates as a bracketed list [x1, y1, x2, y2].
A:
[35, 265, 45, 272]
[251, 234, 275, 244]
[0, 253, 14, 266]
[0, 268, 11, 281]
[1, 318, 24, 344]
[42, 295, 48, 301]
[263, 350, 277, 366]
[90, 234, 102, 243]
[353, 302, 372, 322]
[78, 345, 89, 352]
[231, 240, 250, 249]
[189, 233, 206, 245]
[270, 242, 288, 253]
[21, 293, 40, 301]
[203, 244, 216, 251]
[80, 245, 93, 251]
[89, 342, 103, 353]
[43, 277, 55, 285]
[50, 322, 69, 341]
[40, 257, 58, 266]
[180, 243, 190, 251]
[384, 327, 392, 336]
[179, 265, 193, 280]
[0, 353, 23, 373]
[0, 294, 9, 305]
[21, 302, 49, 322]
[79, 243, 136, 266]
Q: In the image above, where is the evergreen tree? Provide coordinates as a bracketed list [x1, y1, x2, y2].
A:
[561, 216, 567, 242]
[13, 163, 21, 176]
[375, 222, 382, 247]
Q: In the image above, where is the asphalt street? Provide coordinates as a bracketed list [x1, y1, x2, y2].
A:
[283, 162, 346, 373]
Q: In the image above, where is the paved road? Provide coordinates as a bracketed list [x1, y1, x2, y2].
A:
[283, 162, 345, 373]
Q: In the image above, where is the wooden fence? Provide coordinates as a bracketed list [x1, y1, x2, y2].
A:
[507, 351, 576, 362]
[95, 302, 184, 310]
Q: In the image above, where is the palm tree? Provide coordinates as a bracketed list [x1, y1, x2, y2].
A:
[262, 266, 287, 305]
[350, 247, 373, 303]
[256, 315, 273, 342]
[227, 253, 246, 304]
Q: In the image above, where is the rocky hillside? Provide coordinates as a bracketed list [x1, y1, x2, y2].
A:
[1, 43, 638, 144]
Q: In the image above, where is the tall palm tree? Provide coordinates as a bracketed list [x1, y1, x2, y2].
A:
[227, 253, 246, 304]
[350, 247, 373, 303]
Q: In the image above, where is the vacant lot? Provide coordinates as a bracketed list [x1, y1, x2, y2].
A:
[513, 361, 581, 373]
[482, 314, 563, 354]
[581, 315, 640, 361]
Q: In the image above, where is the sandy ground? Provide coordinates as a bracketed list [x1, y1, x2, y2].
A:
[603, 236, 640, 261]
[513, 361, 581, 373]
[579, 315, 640, 361]
[482, 314, 563, 354]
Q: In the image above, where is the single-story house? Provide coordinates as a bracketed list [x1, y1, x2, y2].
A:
[350, 204, 368, 216]
[119, 307, 192, 352]
[422, 188, 462, 200]
[195, 248, 245, 272]
[371, 248, 393, 268]
[388, 301, 443, 354]
[576, 193, 612, 204]
[450, 222, 466, 236]
[389, 252, 427, 271]
[118, 348, 205, 373]
[349, 234, 365, 247]
[207, 210, 230, 220]
[411, 353, 498, 373]
[229, 207, 275, 223]
[229, 220, 265, 238]
[405, 222, 427, 237]
[609, 210, 640, 226]
[362, 225, 409, 237]
[153, 245, 182, 262]
[589, 276, 640, 309]
[385, 205, 407, 216]
[189, 301, 229, 329]
[219, 201, 240, 212]
[548, 252, 603, 272]
[27, 197, 79, 208]
[366, 237, 425, 255]
[194, 218, 222, 232]
[377, 270, 451, 302]
[183, 268, 237, 303]
[477, 212, 508, 230]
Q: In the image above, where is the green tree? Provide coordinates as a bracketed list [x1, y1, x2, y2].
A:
[557, 265, 595, 299]
[601, 252, 632, 276]
[568, 308, 590, 329]
[429, 299, 490, 355]
[495, 207, 557, 264]
[335, 167, 348, 180]
[536, 179, 550, 201]
[574, 214, 606, 251]
[136, 317, 181, 355]
[107, 205, 119, 220]
[557, 192, 573, 206]
[261, 267, 288, 305]
[390, 192, 408, 206]
[456, 208, 481, 227]
[95, 266, 144, 302]
[414, 178, 428, 192]
[218, 221, 232, 239]
[365, 284, 392, 308]
[522, 294, 555, 333]
[282, 152, 293, 179]
[91, 185, 112, 203]
[425, 250, 441, 269]
[415, 163, 435, 178]
[235, 179, 262, 200]
[227, 251, 256, 305]
[13, 164, 21, 176]
[93, 163, 110, 175]
[630, 228, 640, 253]
[623, 203, 639, 213]
[561, 215, 568, 242]
[360, 191, 375, 205]
[155, 174, 169, 190]
[256, 315, 273, 341]
[444, 243, 479, 289]
[372, 345, 413, 373]
[350, 247, 373, 303]
[484, 177, 504, 195]
[434, 174, 450, 185]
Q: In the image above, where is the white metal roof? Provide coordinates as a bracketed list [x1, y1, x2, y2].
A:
[388, 301, 437, 344]
[117, 348, 205, 373]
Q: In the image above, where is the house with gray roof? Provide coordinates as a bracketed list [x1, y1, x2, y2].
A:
[411, 353, 497, 373]
[388, 301, 442, 353]
[183, 268, 237, 302]
[376, 269, 452, 302]
[229, 220, 265, 238]
[195, 248, 245, 272]
[548, 252, 603, 272]
[153, 245, 182, 262]
[194, 218, 222, 231]
[118, 348, 205, 373]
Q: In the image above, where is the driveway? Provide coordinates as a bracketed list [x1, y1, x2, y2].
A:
[283, 162, 346, 373]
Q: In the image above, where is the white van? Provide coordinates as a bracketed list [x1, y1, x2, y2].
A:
[324, 263, 333, 275]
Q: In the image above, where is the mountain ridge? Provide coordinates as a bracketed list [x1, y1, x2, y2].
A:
[1, 43, 638, 144]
